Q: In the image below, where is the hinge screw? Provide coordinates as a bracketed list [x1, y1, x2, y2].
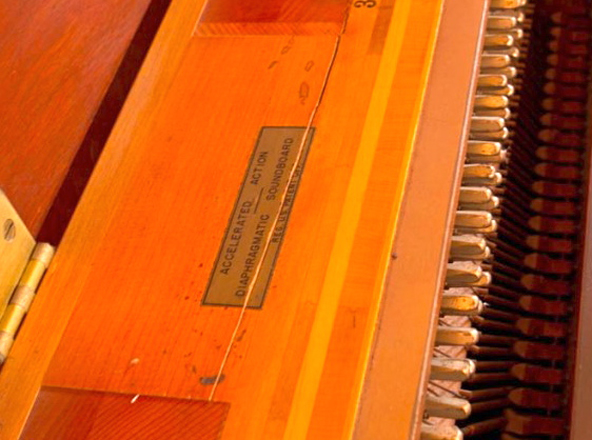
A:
[3, 219, 15, 242]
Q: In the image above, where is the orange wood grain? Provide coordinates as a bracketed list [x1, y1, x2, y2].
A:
[0, 0, 450, 438]
[197, 0, 348, 35]
[0, 0, 154, 235]
[21, 387, 229, 440]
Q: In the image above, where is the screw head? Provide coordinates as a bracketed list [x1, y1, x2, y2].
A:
[3, 219, 15, 242]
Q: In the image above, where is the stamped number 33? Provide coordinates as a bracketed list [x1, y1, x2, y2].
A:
[353, 0, 377, 7]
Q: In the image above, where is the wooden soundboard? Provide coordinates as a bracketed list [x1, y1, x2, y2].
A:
[0, 0, 488, 438]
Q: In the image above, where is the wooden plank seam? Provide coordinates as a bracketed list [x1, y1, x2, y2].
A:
[207, 7, 351, 402]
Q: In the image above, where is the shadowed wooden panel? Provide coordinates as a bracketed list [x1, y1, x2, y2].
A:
[0, 0, 153, 235]
[20, 387, 229, 440]
[197, 0, 349, 35]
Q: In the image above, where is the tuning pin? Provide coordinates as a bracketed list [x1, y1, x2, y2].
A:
[486, 16, 517, 31]
[470, 116, 505, 132]
[489, 0, 527, 9]
[459, 186, 494, 205]
[463, 165, 502, 186]
[469, 128, 509, 142]
[477, 74, 508, 89]
[454, 220, 497, 235]
[485, 46, 520, 60]
[430, 358, 476, 381]
[441, 291, 484, 316]
[490, 8, 525, 22]
[473, 107, 512, 120]
[482, 84, 514, 96]
[455, 211, 493, 230]
[481, 65, 518, 78]
[484, 34, 515, 49]
[463, 164, 495, 179]
[447, 262, 482, 284]
[436, 326, 479, 346]
[474, 95, 509, 109]
[421, 424, 463, 440]
[450, 236, 490, 260]
[458, 195, 499, 210]
[481, 54, 511, 69]
[466, 141, 504, 160]
[425, 395, 472, 420]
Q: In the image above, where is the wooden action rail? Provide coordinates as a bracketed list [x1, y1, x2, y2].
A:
[0, 0, 491, 439]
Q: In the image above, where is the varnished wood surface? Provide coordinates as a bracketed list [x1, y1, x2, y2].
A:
[0, 0, 154, 235]
[21, 387, 229, 440]
[0, 0, 447, 438]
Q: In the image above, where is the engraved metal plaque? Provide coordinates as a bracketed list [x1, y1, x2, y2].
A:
[203, 127, 314, 308]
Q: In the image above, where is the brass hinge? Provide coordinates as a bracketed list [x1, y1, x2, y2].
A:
[0, 190, 54, 364]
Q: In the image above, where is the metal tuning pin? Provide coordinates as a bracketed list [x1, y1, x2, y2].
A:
[480, 54, 511, 69]
[454, 211, 493, 230]
[490, 8, 525, 22]
[482, 84, 514, 96]
[489, 0, 527, 9]
[470, 128, 509, 142]
[470, 116, 506, 132]
[435, 326, 480, 346]
[446, 261, 482, 285]
[473, 95, 509, 109]
[462, 165, 502, 186]
[483, 33, 514, 49]
[458, 186, 494, 205]
[477, 74, 508, 89]
[449, 236, 490, 260]
[425, 395, 472, 420]
[486, 16, 517, 31]
[420, 424, 464, 440]
[473, 107, 512, 120]
[430, 358, 476, 381]
[441, 293, 483, 317]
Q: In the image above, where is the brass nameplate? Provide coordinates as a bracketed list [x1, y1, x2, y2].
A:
[203, 127, 314, 308]
[0, 190, 35, 317]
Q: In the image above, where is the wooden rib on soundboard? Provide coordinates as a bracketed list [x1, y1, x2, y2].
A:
[0, 0, 454, 438]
